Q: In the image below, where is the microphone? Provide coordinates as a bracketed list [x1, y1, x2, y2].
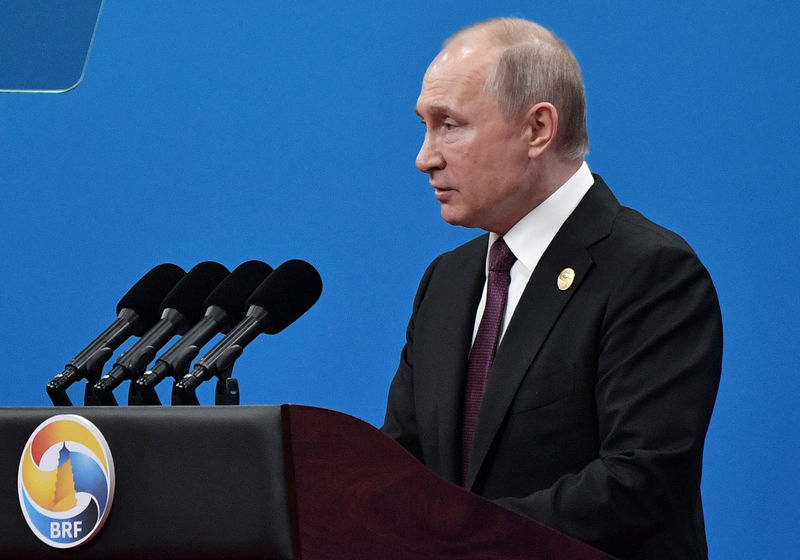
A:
[130, 260, 274, 405]
[46, 263, 186, 406]
[89, 261, 230, 404]
[173, 259, 322, 399]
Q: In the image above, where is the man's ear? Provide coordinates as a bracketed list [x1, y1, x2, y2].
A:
[526, 102, 558, 158]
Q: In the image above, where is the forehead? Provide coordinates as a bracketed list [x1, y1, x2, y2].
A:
[417, 41, 500, 113]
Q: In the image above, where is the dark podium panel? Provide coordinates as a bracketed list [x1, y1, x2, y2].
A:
[1, 406, 292, 559]
[1, 405, 616, 559]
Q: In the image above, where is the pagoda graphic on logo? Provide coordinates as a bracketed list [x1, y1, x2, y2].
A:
[18, 415, 115, 548]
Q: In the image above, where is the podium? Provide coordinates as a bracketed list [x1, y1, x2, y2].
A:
[1, 405, 617, 559]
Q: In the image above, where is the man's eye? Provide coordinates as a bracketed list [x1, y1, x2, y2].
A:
[443, 122, 457, 130]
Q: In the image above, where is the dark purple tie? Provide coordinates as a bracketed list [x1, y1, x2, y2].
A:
[462, 238, 516, 484]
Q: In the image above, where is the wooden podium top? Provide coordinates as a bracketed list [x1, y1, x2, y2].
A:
[283, 405, 617, 560]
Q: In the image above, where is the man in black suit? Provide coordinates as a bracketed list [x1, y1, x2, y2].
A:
[382, 18, 722, 560]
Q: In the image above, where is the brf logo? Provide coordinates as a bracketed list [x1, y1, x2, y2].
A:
[18, 415, 115, 548]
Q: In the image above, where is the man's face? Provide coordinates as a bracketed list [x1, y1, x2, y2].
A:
[415, 40, 537, 234]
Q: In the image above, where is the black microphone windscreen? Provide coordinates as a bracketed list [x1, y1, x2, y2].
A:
[246, 259, 322, 334]
[203, 260, 274, 326]
[160, 261, 230, 324]
[116, 264, 186, 335]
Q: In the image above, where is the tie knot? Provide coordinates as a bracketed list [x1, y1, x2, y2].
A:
[489, 238, 516, 273]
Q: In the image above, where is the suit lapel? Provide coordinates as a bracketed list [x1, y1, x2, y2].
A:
[465, 178, 620, 488]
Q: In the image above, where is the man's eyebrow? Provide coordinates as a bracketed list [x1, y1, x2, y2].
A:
[414, 105, 451, 119]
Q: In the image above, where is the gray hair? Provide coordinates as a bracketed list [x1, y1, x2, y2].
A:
[446, 18, 589, 160]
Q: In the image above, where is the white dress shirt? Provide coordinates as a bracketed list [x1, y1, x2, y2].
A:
[472, 161, 595, 345]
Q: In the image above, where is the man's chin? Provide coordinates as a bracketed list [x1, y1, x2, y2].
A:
[440, 206, 463, 226]
[440, 206, 481, 229]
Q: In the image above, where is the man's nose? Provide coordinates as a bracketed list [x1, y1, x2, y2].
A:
[416, 134, 444, 173]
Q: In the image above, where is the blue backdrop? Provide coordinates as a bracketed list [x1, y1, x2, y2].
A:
[1, 2, 798, 558]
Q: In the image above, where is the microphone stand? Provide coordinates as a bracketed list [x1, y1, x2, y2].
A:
[170, 365, 239, 405]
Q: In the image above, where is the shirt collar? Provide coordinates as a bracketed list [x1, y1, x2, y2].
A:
[487, 161, 595, 274]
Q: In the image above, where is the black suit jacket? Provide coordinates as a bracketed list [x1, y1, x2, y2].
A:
[383, 177, 723, 559]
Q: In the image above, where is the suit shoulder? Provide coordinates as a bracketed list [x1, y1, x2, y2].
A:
[588, 203, 716, 297]
[586, 176, 698, 258]
[595, 206, 719, 312]
[611, 206, 698, 257]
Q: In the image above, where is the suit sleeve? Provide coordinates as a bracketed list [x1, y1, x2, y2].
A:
[496, 243, 723, 554]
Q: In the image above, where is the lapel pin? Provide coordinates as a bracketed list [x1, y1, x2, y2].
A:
[557, 268, 575, 291]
